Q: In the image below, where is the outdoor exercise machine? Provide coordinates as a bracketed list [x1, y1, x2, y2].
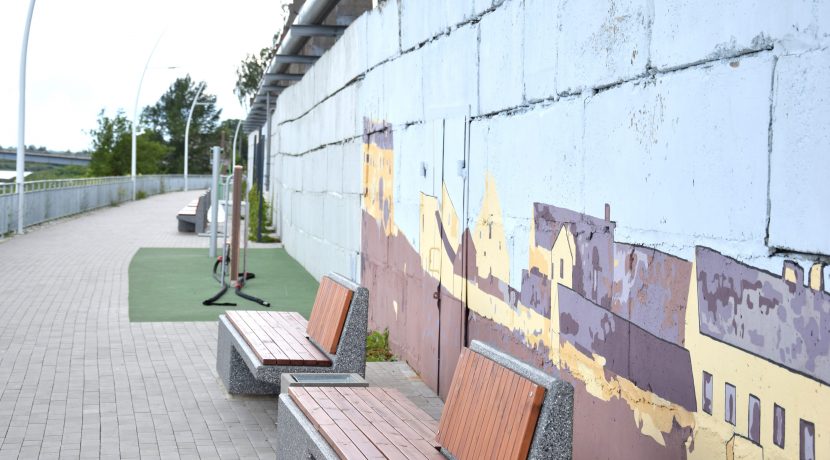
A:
[203, 157, 270, 307]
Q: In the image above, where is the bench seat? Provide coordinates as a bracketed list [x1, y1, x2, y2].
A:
[177, 192, 209, 232]
[276, 340, 574, 460]
[216, 273, 368, 395]
[225, 311, 331, 366]
[288, 387, 443, 460]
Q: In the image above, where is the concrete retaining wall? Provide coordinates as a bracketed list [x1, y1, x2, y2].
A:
[260, 1, 830, 458]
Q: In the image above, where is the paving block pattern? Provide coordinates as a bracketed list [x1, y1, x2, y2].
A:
[0, 191, 443, 459]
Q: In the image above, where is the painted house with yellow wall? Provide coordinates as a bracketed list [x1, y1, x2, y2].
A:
[686, 248, 828, 460]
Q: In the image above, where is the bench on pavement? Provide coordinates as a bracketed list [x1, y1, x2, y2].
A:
[176, 190, 210, 233]
[276, 340, 574, 460]
[216, 273, 368, 394]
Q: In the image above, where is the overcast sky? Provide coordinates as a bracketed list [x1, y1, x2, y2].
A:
[0, 0, 289, 153]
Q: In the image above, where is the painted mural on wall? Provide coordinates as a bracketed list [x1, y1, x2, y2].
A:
[360, 119, 828, 460]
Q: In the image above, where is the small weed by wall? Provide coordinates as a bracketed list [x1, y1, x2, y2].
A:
[366, 330, 395, 362]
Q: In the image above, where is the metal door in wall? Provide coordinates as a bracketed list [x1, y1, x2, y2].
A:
[436, 117, 469, 399]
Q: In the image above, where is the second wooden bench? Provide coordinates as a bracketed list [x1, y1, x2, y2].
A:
[276, 340, 574, 460]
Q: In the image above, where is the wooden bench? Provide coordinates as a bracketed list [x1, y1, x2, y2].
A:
[176, 191, 209, 233]
[276, 340, 574, 460]
[216, 273, 369, 395]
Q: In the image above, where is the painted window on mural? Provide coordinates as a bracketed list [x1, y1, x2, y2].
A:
[748, 394, 761, 443]
[800, 419, 815, 460]
[774, 404, 785, 448]
[725, 383, 736, 425]
[702, 371, 713, 414]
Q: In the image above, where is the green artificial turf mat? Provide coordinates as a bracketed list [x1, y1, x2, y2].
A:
[129, 247, 319, 322]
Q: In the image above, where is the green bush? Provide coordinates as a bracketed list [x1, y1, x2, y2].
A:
[366, 330, 395, 362]
[135, 190, 148, 200]
[247, 184, 275, 241]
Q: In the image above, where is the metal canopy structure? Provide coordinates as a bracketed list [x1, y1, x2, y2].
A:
[242, 0, 345, 133]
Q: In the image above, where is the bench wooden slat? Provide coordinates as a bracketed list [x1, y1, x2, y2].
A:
[366, 388, 438, 443]
[435, 348, 470, 448]
[225, 311, 278, 365]
[446, 349, 483, 452]
[298, 387, 443, 460]
[290, 388, 369, 460]
[256, 312, 319, 365]
[483, 368, 514, 457]
[250, 312, 306, 365]
[306, 388, 386, 459]
[496, 373, 525, 460]
[319, 388, 410, 460]
[263, 312, 331, 366]
[435, 348, 545, 460]
[234, 311, 298, 365]
[226, 311, 332, 367]
[356, 389, 442, 458]
[338, 388, 436, 460]
[470, 359, 500, 459]
[458, 358, 494, 458]
[307, 277, 353, 354]
[352, 389, 443, 460]
[511, 380, 545, 460]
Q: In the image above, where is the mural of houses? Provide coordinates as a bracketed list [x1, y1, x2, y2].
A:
[360, 122, 828, 459]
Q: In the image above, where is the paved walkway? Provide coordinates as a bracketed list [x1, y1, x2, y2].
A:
[0, 191, 442, 459]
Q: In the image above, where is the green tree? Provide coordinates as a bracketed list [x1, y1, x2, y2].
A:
[234, 41, 277, 106]
[141, 75, 221, 175]
[89, 110, 169, 177]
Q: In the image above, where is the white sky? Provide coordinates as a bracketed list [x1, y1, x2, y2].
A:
[0, 0, 289, 153]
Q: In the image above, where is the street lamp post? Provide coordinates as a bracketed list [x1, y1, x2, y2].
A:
[184, 81, 206, 192]
[132, 34, 164, 201]
[16, 0, 37, 235]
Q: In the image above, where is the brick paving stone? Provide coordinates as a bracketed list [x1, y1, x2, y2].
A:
[0, 190, 445, 458]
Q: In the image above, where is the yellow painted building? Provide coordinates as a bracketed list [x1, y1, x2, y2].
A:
[685, 263, 828, 460]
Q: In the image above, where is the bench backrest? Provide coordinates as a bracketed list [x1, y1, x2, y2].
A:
[436, 347, 546, 460]
[306, 276, 354, 354]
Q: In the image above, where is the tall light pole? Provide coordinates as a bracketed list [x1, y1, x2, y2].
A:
[184, 81, 205, 192]
[132, 33, 164, 201]
[16, 0, 37, 235]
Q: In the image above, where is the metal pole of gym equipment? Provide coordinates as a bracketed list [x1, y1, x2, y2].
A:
[209, 146, 221, 258]
[184, 81, 205, 192]
[16, 0, 36, 235]
[231, 119, 241, 171]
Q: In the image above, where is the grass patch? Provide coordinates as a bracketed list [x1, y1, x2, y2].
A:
[129, 247, 318, 322]
[366, 330, 395, 362]
[135, 190, 148, 200]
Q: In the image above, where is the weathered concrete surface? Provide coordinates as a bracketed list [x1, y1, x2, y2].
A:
[652, 0, 830, 70]
[557, 0, 651, 92]
[479, 0, 524, 114]
[523, 0, 559, 102]
[768, 47, 830, 255]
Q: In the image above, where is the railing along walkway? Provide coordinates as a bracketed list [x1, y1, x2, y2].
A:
[0, 174, 211, 234]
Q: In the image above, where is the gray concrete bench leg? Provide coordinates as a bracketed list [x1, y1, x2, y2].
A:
[276, 394, 339, 460]
[217, 318, 279, 395]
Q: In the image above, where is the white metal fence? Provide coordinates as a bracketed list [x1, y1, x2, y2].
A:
[0, 174, 211, 235]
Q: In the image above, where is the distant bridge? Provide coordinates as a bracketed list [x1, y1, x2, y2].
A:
[0, 149, 91, 166]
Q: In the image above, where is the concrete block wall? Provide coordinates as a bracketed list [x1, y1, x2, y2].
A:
[260, 2, 830, 456]
[266, 0, 828, 280]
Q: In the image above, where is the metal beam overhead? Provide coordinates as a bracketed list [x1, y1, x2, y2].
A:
[263, 73, 304, 82]
[289, 24, 346, 37]
[273, 54, 320, 65]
